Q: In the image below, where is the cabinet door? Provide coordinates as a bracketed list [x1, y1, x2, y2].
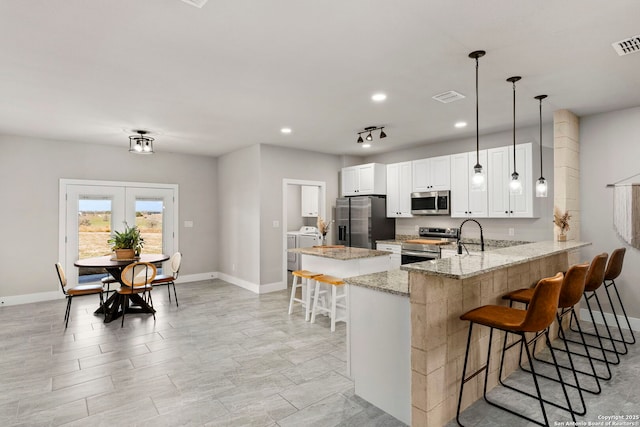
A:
[450, 153, 470, 217]
[487, 146, 510, 217]
[301, 185, 319, 217]
[467, 150, 488, 217]
[509, 143, 533, 217]
[411, 158, 430, 192]
[386, 162, 412, 217]
[341, 166, 358, 196]
[358, 164, 375, 194]
[429, 155, 451, 191]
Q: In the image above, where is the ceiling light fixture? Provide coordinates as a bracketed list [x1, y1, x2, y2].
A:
[281, 127, 292, 134]
[362, 143, 371, 148]
[535, 94, 549, 198]
[129, 130, 154, 154]
[371, 93, 387, 102]
[507, 76, 523, 195]
[356, 126, 387, 144]
[455, 121, 467, 128]
[469, 50, 486, 191]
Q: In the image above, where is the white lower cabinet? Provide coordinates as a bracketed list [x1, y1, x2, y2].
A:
[376, 243, 401, 269]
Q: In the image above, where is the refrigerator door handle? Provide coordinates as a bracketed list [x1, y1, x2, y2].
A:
[338, 225, 346, 241]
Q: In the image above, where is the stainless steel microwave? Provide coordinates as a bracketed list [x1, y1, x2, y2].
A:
[411, 191, 450, 215]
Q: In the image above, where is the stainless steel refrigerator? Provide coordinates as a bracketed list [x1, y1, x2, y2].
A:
[336, 196, 395, 249]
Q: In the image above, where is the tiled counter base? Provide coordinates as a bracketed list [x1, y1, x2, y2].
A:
[408, 252, 570, 426]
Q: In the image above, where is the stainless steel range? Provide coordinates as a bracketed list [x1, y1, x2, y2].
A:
[401, 227, 459, 265]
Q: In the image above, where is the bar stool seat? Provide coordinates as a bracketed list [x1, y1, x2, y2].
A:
[456, 272, 575, 427]
[310, 275, 347, 332]
[288, 270, 322, 321]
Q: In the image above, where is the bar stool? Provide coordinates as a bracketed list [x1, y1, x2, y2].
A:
[456, 273, 575, 427]
[566, 253, 625, 365]
[582, 248, 635, 346]
[288, 270, 322, 321]
[310, 275, 347, 332]
[502, 263, 596, 416]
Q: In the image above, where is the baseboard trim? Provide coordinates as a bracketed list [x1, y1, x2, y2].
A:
[177, 272, 218, 283]
[215, 273, 285, 294]
[579, 307, 640, 332]
[0, 291, 62, 306]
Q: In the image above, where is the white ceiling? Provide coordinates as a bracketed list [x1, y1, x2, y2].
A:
[1, 0, 639, 157]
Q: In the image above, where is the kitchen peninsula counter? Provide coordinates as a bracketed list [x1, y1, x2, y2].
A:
[290, 246, 391, 260]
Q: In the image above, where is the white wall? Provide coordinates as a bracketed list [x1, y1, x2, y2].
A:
[0, 134, 218, 299]
[363, 125, 555, 242]
[580, 106, 640, 318]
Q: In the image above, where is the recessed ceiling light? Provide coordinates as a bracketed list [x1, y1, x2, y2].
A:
[455, 121, 467, 128]
[371, 93, 387, 102]
[362, 143, 371, 148]
[281, 127, 292, 134]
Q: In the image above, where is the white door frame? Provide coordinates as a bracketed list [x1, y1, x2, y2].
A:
[282, 179, 326, 288]
[59, 178, 179, 286]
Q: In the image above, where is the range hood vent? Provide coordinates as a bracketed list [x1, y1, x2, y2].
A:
[432, 90, 466, 104]
[612, 35, 640, 56]
[181, 0, 208, 8]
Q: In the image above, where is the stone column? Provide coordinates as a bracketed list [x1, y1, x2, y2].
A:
[554, 109, 581, 264]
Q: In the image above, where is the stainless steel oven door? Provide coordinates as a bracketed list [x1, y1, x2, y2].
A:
[401, 250, 438, 265]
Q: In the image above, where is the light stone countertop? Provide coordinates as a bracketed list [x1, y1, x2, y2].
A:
[402, 240, 591, 279]
[289, 246, 391, 260]
[344, 269, 409, 297]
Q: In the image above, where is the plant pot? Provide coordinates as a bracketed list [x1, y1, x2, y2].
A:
[557, 234, 567, 242]
[115, 249, 135, 260]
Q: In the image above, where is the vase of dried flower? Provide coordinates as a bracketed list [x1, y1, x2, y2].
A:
[558, 233, 567, 242]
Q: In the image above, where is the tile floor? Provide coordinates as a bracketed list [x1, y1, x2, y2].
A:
[0, 279, 406, 427]
[2, 279, 639, 427]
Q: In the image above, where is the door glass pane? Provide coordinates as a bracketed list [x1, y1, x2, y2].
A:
[135, 198, 163, 254]
[78, 197, 112, 281]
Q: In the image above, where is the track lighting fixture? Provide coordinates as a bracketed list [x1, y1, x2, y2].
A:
[129, 130, 154, 154]
[356, 126, 387, 145]
[469, 50, 486, 191]
[535, 94, 549, 197]
[507, 76, 522, 195]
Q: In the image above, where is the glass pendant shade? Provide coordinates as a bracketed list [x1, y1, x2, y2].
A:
[129, 130, 154, 154]
[471, 164, 486, 191]
[510, 172, 523, 195]
[536, 177, 548, 197]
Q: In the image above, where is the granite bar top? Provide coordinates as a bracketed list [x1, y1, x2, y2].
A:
[376, 236, 530, 249]
[344, 269, 409, 297]
[290, 246, 391, 260]
[402, 240, 591, 279]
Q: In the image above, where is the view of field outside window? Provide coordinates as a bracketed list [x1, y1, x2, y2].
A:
[78, 198, 163, 277]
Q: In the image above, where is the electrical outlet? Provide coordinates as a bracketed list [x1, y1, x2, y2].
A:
[273, 220, 280, 228]
[508, 228, 515, 236]
[232, 263, 236, 271]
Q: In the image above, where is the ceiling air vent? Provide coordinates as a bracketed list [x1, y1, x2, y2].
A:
[432, 90, 466, 104]
[612, 35, 640, 56]
[181, 0, 208, 8]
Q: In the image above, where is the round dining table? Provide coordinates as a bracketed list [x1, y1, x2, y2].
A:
[74, 253, 170, 323]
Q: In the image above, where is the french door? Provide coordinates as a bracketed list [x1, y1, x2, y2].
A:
[60, 180, 178, 287]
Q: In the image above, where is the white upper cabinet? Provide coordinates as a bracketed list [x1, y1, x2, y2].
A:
[386, 162, 413, 218]
[487, 142, 537, 218]
[341, 163, 387, 196]
[450, 150, 488, 218]
[301, 185, 319, 217]
[411, 155, 451, 192]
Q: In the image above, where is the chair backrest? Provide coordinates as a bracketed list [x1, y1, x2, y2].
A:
[558, 263, 589, 309]
[520, 272, 564, 332]
[55, 263, 68, 295]
[584, 253, 608, 292]
[121, 262, 157, 288]
[604, 247, 625, 281]
[170, 252, 182, 278]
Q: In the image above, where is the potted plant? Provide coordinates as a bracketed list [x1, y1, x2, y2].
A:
[108, 222, 144, 259]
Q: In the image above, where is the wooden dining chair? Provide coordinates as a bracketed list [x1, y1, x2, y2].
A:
[117, 261, 157, 327]
[151, 252, 181, 306]
[55, 263, 105, 328]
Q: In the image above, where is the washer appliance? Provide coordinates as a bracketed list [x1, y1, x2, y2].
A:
[287, 226, 320, 271]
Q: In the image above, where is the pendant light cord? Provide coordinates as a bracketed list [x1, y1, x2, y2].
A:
[512, 80, 516, 173]
[539, 97, 543, 177]
[475, 57, 480, 166]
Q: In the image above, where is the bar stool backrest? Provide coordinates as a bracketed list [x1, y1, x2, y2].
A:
[604, 248, 625, 281]
[558, 263, 589, 309]
[520, 272, 564, 332]
[584, 253, 608, 292]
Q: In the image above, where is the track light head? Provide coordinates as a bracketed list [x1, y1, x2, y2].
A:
[357, 135, 364, 143]
[379, 128, 387, 139]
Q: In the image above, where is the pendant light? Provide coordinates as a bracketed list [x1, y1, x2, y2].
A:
[534, 95, 548, 197]
[469, 50, 486, 191]
[507, 76, 522, 195]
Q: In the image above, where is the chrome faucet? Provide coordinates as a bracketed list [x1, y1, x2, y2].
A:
[457, 219, 485, 254]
